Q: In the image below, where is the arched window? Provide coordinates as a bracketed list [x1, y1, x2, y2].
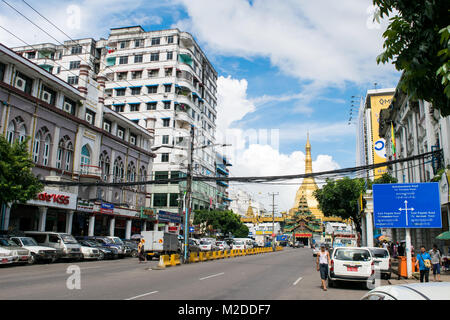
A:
[42, 135, 51, 166]
[32, 131, 41, 163]
[99, 151, 110, 181]
[56, 139, 64, 169]
[140, 167, 147, 191]
[127, 162, 136, 182]
[113, 157, 124, 183]
[6, 122, 15, 144]
[18, 125, 27, 143]
[65, 142, 73, 171]
[80, 144, 91, 174]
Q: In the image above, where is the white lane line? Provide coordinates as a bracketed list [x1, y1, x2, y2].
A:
[293, 276, 303, 286]
[81, 266, 101, 270]
[199, 272, 225, 281]
[125, 291, 159, 300]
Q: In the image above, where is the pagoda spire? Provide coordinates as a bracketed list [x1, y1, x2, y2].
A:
[305, 133, 312, 174]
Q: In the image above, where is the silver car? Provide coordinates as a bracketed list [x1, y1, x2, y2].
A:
[361, 282, 450, 300]
[0, 237, 30, 264]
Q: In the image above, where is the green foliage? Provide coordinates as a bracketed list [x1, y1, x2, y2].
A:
[373, 0, 450, 115]
[369, 173, 398, 187]
[193, 209, 249, 238]
[0, 136, 43, 206]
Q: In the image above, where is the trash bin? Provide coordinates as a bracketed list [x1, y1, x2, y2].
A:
[398, 256, 416, 278]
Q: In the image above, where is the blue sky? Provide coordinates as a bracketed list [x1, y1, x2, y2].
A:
[0, 0, 401, 209]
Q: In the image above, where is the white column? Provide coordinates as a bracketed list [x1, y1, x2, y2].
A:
[154, 222, 158, 231]
[405, 228, 413, 278]
[143, 221, 147, 232]
[1, 205, 11, 231]
[125, 219, 132, 240]
[164, 224, 169, 233]
[361, 216, 367, 247]
[65, 211, 74, 234]
[88, 215, 95, 236]
[366, 211, 374, 248]
[38, 207, 48, 232]
[109, 217, 115, 236]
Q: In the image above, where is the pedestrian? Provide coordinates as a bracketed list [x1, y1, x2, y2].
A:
[398, 243, 405, 256]
[138, 239, 146, 263]
[316, 244, 331, 291]
[415, 245, 432, 283]
[382, 241, 389, 249]
[429, 244, 442, 282]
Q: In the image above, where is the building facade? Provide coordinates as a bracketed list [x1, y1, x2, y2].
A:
[0, 43, 156, 239]
[215, 152, 232, 210]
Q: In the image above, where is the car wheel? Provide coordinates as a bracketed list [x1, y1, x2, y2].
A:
[327, 278, 334, 288]
[131, 250, 138, 258]
[98, 252, 105, 261]
[386, 273, 391, 280]
[28, 253, 36, 265]
[366, 280, 375, 290]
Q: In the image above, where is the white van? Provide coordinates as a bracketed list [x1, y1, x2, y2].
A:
[368, 247, 391, 280]
[25, 231, 82, 260]
[233, 238, 254, 249]
[328, 247, 375, 289]
[10, 236, 57, 264]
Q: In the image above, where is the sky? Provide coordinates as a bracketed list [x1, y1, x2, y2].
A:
[0, 0, 401, 212]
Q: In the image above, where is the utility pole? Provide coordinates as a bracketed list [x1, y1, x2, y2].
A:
[184, 125, 195, 263]
[268, 192, 279, 249]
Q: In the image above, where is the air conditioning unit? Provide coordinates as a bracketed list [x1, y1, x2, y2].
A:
[63, 102, 72, 113]
[41, 91, 52, 104]
[103, 122, 111, 132]
[86, 113, 93, 124]
[130, 136, 136, 144]
[163, 94, 168, 97]
[15, 76, 26, 91]
[117, 130, 124, 139]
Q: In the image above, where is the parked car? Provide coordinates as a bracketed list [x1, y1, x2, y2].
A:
[361, 282, 450, 300]
[122, 240, 138, 258]
[24, 231, 82, 260]
[188, 239, 201, 253]
[105, 236, 129, 257]
[82, 236, 126, 258]
[232, 240, 246, 250]
[368, 247, 391, 280]
[0, 236, 30, 265]
[0, 247, 15, 265]
[10, 236, 57, 264]
[215, 241, 230, 251]
[328, 247, 375, 290]
[80, 245, 101, 260]
[199, 240, 215, 251]
[78, 240, 114, 260]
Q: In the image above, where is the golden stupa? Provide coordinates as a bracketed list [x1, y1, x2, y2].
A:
[289, 134, 324, 220]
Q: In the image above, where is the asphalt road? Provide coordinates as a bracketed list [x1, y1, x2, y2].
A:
[0, 247, 388, 300]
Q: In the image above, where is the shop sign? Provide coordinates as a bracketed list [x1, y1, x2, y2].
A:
[140, 207, 157, 220]
[294, 233, 312, 237]
[27, 189, 77, 210]
[77, 199, 94, 213]
[168, 226, 178, 232]
[157, 210, 182, 223]
[100, 202, 114, 214]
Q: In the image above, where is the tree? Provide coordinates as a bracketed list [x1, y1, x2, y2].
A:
[313, 177, 366, 233]
[373, 0, 450, 115]
[0, 136, 43, 207]
[193, 209, 249, 238]
[370, 173, 398, 187]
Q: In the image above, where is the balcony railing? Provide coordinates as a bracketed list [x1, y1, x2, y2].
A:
[79, 165, 102, 179]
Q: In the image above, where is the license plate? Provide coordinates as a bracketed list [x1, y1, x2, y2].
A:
[347, 266, 358, 272]
[21, 256, 28, 260]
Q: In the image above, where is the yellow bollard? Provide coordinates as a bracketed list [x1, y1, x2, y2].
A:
[189, 252, 199, 263]
[170, 254, 181, 266]
[223, 250, 229, 258]
[206, 251, 213, 260]
[199, 251, 206, 261]
[212, 251, 219, 260]
[218, 251, 224, 259]
[161, 254, 171, 267]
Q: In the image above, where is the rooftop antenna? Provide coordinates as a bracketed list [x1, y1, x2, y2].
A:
[374, 82, 378, 90]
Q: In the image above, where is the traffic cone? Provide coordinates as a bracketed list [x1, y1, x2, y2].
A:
[151, 256, 166, 270]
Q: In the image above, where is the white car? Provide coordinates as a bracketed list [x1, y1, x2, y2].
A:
[199, 240, 213, 251]
[10, 237, 57, 264]
[0, 247, 15, 265]
[80, 246, 101, 260]
[0, 237, 30, 264]
[361, 282, 450, 300]
[215, 241, 230, 251]
[232, 240, 246, 250]
[328, 247, 375, 290]
[368, 247, 391, 280]
[312, 246, 320, 257]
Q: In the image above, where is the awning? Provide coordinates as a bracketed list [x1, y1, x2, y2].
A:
[175, 84, 180, 88]
[146, 101, 157, 104]
[147, 68, 159, 70]
[217, 181, 229, 187]
[128, 102, 141, 105]
[145, 84, 158, 87]
[217, 166, 229, 175]
[161, 100, 171, 102]
[114, 87, 127, 90]
[192, 92, 199, 97]
[161, 117, 170, 120]
[163, 83, 172, 86]
[164, 66, 173, 69]
[129, 86, 142, 88]
[112, 103, 125, 106]
[130, 69, 143, 72]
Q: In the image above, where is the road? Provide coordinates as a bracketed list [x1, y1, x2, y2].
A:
[0, 247, 388, 300]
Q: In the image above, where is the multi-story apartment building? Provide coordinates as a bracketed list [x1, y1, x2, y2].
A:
[12, 25, 220, 215]
[378, 83, 450, 253]
[0, 43, 156, 239]
[215, 152, 232, 210]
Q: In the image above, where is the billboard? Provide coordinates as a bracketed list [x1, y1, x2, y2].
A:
[370, 95, 393, 179]
[373, 183, 442, 228]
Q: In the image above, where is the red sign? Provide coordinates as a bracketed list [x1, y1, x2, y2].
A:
[168, 226, 178, 232]
[294, 233, 312, 237]
[37, 192, 70, 205]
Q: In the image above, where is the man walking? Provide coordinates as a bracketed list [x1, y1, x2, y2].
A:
[415, 245, 432, 283]
[429, 244, 442, 282]
[316, 244, 331, 291]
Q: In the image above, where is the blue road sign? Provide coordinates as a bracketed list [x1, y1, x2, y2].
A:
[373, 183, 441, 228]
[189, 227, 195, 233]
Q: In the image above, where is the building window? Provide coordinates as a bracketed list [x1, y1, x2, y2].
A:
[119, 41, 129, 49]
[147, 85, 158, 94]
[167, 36, 174, 44]
[116, 88, 126, 96]
[14, 71, 33, 94]
[117, 126, 125, 139]
[164, 84, 171, 93]
[65, 145, 72, 171]
[167, 51, 173, 60]
[56, 146, 63, 169]
[6, 122, 14, 144]
[27, 51, 36, 59]
[163, 101, 171, 110]
[113, 158, 124, 182]
[127, 162, 136, 182]
[154, 171, 169, 184]
[131, 71, 142, 79]
[151, 37, 160, 45]
[150, 52, 159, 61]
[135, 39, 144, 48]
[129, 133, 137, 145]
[42, 135, 51, 166]
[119, 56, 128, 64]
[134, 55, 143, 63]
[148, 69, 159, 77]
[32, 131, 41, 163]
[153, 193, 167, 207]
[162, 135, 169, 144]
[71, 46, 82, 54]
[146, 102, 157, 110]
[117, 72, 127, 80]
[67, 76, 79, 85]
[131, 87, 141, 95]
[169, 193, 179, 207]
[161, 153, 169, 162]
[165, 68, 173, 77]
[69, 61, 81, 70]
[80, 145, 91, 174]
[18, 125, 26, 143]
[162, 119, 170, 127]
[114, 105, 124, 112]
[129, 103, 140, 111]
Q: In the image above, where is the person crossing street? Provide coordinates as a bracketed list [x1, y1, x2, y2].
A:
[415, 245, 432, 283]
[316, 244, 331, 291]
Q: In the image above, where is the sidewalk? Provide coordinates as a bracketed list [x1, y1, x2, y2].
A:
[388, 258, 450, 285]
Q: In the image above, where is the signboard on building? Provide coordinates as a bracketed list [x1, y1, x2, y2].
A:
[168, 226, 178, 232]
[27, 189, 77, 210]
[294, 233, 312, 238]
[373, 183, 442, 228]
[157, 210, 182, 223]
[276, 235, 288, 241]
[370, 94, 393, 179]
[100, 202, 114, 214]
[76, 199, 94, 213]
[140, 207, 157, 220]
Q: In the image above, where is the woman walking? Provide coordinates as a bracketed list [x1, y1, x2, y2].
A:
[316, 244, 331, 291]
[138, 239, 146, 263]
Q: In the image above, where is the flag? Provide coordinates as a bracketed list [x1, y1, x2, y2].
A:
[391, 122, 396, 158]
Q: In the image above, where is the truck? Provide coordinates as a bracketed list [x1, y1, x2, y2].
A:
[140, 231, 180, 260]
[331, 232, 357, 248]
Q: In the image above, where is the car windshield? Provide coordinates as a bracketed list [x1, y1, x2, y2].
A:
[200, 241, 210, 245]
[111, 238, 123, 245]
[234, 241, 244, 245]
[85, 241, 98, 247]
[370, 249, 389, 258]
[61, 234, 78, 244]
[216, 242, 224, 245]
[0, 238, 17, 246]
[20, 237, 38, 246]
[334, 249, 371, 261]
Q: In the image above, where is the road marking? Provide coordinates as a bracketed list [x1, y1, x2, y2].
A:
[199, 272, 225, 281]
[81, 266, 101, 270]
[293, 276, 303, 286]
[125, 290, 159, 300]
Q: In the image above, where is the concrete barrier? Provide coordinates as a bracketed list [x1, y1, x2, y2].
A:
[230, 250, 236, 258]
[170, 254, 181, 266]
[223, 250, 229, 258]
[218, 251, 224, 259]
[212, 251, 219, 260]
[161, 254, 171, 267]
[206, 251, 213, 260]
[189, 252, 199, 263]
[199, 252, 207, 261]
